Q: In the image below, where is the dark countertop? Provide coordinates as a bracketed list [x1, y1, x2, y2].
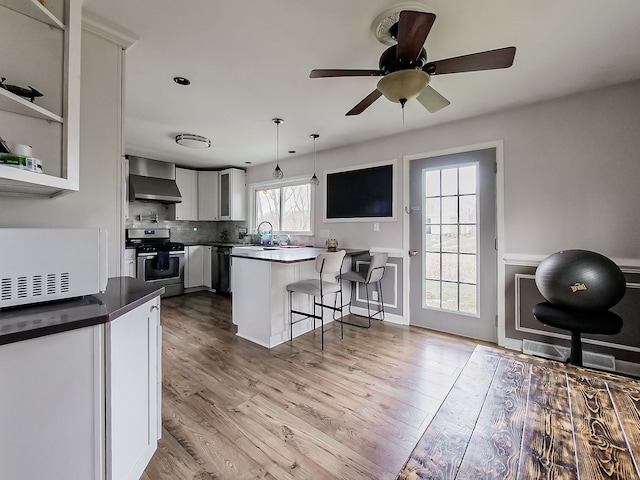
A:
[182, 242, 247, 247]
[230, 246, 369, 264]
[0, 277, 164, 346]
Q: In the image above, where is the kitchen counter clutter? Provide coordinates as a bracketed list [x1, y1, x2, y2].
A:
[231, 247, 368, 347]
[0, 277, 164, 480]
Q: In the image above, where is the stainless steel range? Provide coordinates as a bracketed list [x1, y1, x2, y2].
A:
[126, 228, 184, 297]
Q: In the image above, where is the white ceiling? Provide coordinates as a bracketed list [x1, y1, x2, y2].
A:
[82, 0, 640, 169]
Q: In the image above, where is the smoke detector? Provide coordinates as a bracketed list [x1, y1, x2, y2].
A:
[371, 3, 431, 45]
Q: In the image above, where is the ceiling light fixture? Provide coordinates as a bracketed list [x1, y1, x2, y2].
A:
[309, 134, 320, 187]
[175, 134, 211, 149]
[376, 70, 430, 105]
[173, 76, 191, 86]
[272, 118, 284, 179]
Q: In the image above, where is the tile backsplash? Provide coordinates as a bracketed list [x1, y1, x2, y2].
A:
[126, 200, 246, 243]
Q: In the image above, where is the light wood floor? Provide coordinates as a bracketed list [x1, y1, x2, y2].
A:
[142, 291, 484, 480]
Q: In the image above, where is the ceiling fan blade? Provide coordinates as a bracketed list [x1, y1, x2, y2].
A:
[426, 46, 516, 75]
[416, 85, 450, 113]
[396, 11, 436, 62]
[310, 69, 384, 78]
[346, 90, 383, 116]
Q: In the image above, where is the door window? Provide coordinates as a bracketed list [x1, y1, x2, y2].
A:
[424, 164, 478, 315]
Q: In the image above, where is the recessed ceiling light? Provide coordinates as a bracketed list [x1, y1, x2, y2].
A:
[175, 134, 211, 149]
[173, 76, 191, 86]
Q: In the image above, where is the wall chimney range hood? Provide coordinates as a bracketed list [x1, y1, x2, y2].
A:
[128, 155, 182, 203]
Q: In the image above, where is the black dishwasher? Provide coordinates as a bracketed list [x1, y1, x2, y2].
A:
[211, 246, 231, 293]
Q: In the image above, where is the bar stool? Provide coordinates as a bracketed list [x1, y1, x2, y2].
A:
[286, 250, 346, 350]
[340, 252, 387, 328]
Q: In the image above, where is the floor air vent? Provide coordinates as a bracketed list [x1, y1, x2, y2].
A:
[522, 339, 616, 372]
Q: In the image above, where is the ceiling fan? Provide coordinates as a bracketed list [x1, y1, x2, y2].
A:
[309, 10, 516, 116]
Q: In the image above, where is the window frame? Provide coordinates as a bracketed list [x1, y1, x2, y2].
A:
[249, 175, 315, 235]
[422, 161, 480, 318]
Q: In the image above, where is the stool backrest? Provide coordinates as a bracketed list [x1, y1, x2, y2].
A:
[315, 250, 346, 276]
[366, 252, 388, 284]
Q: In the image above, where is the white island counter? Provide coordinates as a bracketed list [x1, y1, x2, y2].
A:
[231, 247, 367, 348]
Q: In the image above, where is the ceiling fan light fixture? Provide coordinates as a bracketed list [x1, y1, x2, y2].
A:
[175, 134, 211, 149]
[377, 70, 430, 103]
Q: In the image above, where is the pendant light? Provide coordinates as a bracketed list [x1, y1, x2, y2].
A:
[272, 118, 284, 179]
[309, 134, 320, 186]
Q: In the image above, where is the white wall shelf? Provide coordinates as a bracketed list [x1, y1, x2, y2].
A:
[0, 88, 63, 122]
[0, 0, 64, 29]
[0, 0, 81, 197]
[0, 164, 77, 195]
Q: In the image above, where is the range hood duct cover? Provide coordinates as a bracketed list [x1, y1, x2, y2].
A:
[128, 156, 182, 203]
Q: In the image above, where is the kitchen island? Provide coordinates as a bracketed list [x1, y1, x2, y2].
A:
[231, 246, 367, 348]
[0, 277, 164, 480]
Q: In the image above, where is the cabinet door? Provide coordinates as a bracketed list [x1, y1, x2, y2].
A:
[185, 245, 205, 288]
[198, 171, 219, 220]
[203, 246, 212, 288]
[171, 168, 198, 220]
[219, 170, 231, 219]
[107, 297, 160, 480]
[219, 168, 246, 220]
[0, 326, 103, 480]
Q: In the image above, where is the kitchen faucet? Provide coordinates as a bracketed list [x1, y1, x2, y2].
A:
[257, 221, 273, 245]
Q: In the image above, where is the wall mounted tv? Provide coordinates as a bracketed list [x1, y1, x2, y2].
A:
[324, 161, 396, 222]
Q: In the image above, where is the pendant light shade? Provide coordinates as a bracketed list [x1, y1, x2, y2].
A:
[272, 118, 284, 179]
[309, 134, 320, 186]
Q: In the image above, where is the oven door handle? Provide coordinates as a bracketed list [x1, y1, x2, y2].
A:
[137, 251, 184, 258]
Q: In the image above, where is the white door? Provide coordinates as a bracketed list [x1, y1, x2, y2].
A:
[409, 148, 497, 342]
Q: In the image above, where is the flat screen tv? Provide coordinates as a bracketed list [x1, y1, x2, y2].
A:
[324, 161, 395, 221]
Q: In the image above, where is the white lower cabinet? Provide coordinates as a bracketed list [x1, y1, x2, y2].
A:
[0, 297, 161, 480]
[203, 246, 212, 288]
[124, 247, 136, 277]
[0, 326, 103, 480]
[185, 245, 205, 288]
[106, 297, 161, 480]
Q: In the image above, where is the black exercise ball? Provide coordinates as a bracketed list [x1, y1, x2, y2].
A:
[535, 249, 626, 311]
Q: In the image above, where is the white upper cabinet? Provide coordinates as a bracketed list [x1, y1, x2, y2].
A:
[0, 0, 81, 197]
[198, 171, 219, 221]
[169, 167, 198, 220]
[219, 168, 246, 221]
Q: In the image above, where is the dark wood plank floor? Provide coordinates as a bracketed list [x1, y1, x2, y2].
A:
[397, 345, 640, 480]
[142, 291, 483, 480]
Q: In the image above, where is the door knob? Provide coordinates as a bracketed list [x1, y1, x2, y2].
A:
[409, 250, 418, 257]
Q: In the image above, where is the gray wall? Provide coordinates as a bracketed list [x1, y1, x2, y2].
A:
[0, 28, 125, 278]
[248, 79, 640, 257]
[247, 79, 640, 350]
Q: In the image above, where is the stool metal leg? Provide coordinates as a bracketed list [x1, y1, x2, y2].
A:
[320, 296, 323, 350]
[289, 291, 293, 343]
[377, 280, 385, 321]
